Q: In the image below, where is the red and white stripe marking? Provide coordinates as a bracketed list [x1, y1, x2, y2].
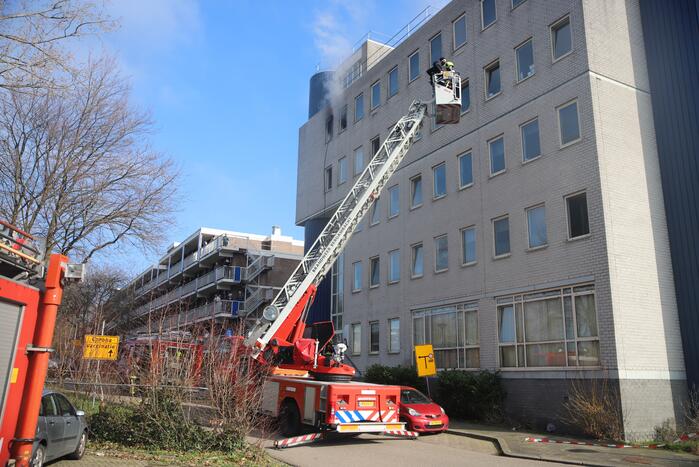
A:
[526, 431, 699, 449]
[675, 432, 699, 442]
[274, 433, 323, 449]
[383, 430, 419, 439]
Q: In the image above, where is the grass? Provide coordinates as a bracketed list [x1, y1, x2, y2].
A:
[661, 439, 699, 455]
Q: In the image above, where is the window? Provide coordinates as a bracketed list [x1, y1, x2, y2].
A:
[370, 197, 380, 225]
[461, 79, 470, 113]
[370, 256, 380, 287]
[512, 0, 527, 7]
[551, 16, 572, 60]
[493, 216, 510, 257]
[453, 14, 467, 50]
[325, 114, 333, 141]
[516, 39, 535, 81]
[433, 163, 447, 198]
[54, 394, 74, 416]
[413, 302, 479, 369]
[41, 395, 57, 417]
[489, 136, 506, 175]
[409, 50, 420, 82]
[485, 60, 501, 99]
[411, 243, 424, 277]
[566, 192, 590, 238]
[340, 105, 348, 131]
[410, 175, 423, 208]
[370, 321, 380, 353]
[352, 261, 362, 292]
[558, 100, 580, 146]
[461, 226, 476, 265]
[338, 157, 348, 185]
[325, 166, 333, 191]
[389, 249, 400, 283]
[371, 135, 381, 156]
[388, 185, 399, 218]
[519, 118, 540, 162]
[388, 67, 399, 97]
[371, 80, 381, 110]
[353, 146, 364, 175]
[526, 204, 547, 248]
[330, 253, 344, 339]
[351, 323, 361, 355]
[481, 0, 497, 29]
[388, 318, 400, 353]
[458, 152, 473, 188]
[430, 33, 442, 64]
[497, 284, 599, 368]
[434, 234, 448, 272]
[354, 93, 364, 121]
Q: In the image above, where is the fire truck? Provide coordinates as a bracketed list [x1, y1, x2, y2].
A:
[242, 71, 462, 448]
[0, 222, 84, 466]
[122, 336, 204, 387]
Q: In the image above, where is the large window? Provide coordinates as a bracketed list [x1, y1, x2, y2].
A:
[353, 146, 364, 175]
[526, 204, 547, 248]
[389, 318, 400, 353]
[388, 67, 399, 97]
[413, 302, 479, 369]
[458, 152, 473, 188]
[493, 215, 510, 257]
[434, 234, 448, 272]
[351, 323, 361, 355]
[352, 261, 362, 292]
[388, 185, 399, 218]
[481, 0, 497, 29]
[330, 253, 344, 339]
[370, 321, 380, 353]
[354, 93, 364, 121]
[370, 197, 381, 225]
[497, 285, 599, 368]
[338, 157, 348, 185]
[461, 79, 470, 113]
[489, 135, 506, 175]
[551, 15, 572, 61]
[433, 163, 447, 198]
[521, 118, 541, 161]
[430, 32, 442, 63]
[388, 249, 400, 283]
[485, 60, 501, 99]
[557, 100, 580, 146]
[515, 38, 535, 82]
[409, 50, 420, 82]
[453, 14, 467, 50]
[411, 242, 423, 277]
[566, 192, 590, 238]
[371, 80, 381, 110]
[410, 175, 423, 208]
[370, 256, 380, 287]
[461, 226, 476, 265]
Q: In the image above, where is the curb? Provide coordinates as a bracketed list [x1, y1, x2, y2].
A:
[445, 429, 614, 467]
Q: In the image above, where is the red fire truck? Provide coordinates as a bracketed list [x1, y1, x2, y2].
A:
[123, 336, 204, 387]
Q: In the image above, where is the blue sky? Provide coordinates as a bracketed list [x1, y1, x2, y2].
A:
[87, 0, 443, 269]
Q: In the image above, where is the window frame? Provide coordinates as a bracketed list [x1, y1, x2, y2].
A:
[370, 196, 381, 226]
[511, 0, 528, 9]
[371, 135, 381, 156]
[338, 156, 348, 185]
[339, 104, 348, 132]
[492, 214, 511, 259]
[457, 151, 473, 189]
[352, 260, 362, 292]
[565, 191, 591, 240]
[408, 50, 420, 83]
[484, 59, 502, 100]
[480, 0, 497, 30]
[369, 321, 380, 354]
[369, 255, 380, 288]
[460, 225, 477, 266]
[388, 318, 401, 353]
[410, 174, 423, 209]
[353, 146, 364, 176]
[388, 184, 400, 219]
[388, 249, 400, 284]
[432, 162, 447, 200]
[354, 93, 364, 122]
[429, 32, 443, 64]
[556, 99, 581, 148]
[488, 134, 506, 177]
[388, 66, 399, 98]
[520, 117, 541, 163]
[351, 322, 361, 355]
[461, 78, 471, 114]
[515, 37, 535, 83]
[525, 203, 548, 250]
[324, 165, 333, 192]
[452, 13, 467, 51]
[370, 80, 381, 110]
[434, 234, 449, 273]
[550, 14, 573, 63]
[411, 242, 424, 278]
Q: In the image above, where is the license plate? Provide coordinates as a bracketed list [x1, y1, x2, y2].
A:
[428, 421, 443, 426]
[358, 401, 374, 407]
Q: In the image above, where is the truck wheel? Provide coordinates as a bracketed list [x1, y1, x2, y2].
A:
[279, 400, 301, 437]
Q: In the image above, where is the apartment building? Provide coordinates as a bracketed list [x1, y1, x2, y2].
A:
[113, 227, 303, 336]
[297, 0, 694, 439]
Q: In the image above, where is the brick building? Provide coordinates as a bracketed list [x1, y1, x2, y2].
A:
[296, 0, 693, 438]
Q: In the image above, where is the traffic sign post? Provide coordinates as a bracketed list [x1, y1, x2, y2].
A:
[83, 335, 119, 360]
[414, 344, 437, 398]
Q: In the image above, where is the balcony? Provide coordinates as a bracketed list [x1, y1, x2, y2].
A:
[131, 299, 243, 334]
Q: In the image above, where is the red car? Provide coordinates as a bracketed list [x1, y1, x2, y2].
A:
[399, 386, 449, 433]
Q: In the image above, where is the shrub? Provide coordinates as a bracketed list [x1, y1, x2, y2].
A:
[435, 370, 505, 422]
[562, 379, 625, 441]
[364, 364, 425, 392]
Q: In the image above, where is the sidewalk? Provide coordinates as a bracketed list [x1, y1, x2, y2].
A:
[446, 420, 699, 466]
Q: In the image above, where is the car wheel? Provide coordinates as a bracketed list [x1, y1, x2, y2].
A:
[67, 430, 87, 460]
[279, 400, 301, 437]
[31, 444, 45, 467]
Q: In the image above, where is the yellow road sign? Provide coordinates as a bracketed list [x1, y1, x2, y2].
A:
[414, 344, 436, 377]
[83, 335, 119, 360]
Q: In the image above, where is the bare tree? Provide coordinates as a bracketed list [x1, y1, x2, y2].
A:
[0, 56, 179, 261]
[0, 0, 110, 91]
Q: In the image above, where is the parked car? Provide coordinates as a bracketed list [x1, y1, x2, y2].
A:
[399, 386, 449, 433]
[31, 390, 88, 466]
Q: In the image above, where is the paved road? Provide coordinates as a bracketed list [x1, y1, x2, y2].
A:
[255, 432, 565, 467]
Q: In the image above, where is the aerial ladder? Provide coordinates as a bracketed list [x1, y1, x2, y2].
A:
[244, 70, 462, 382]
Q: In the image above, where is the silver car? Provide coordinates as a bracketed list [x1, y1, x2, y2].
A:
[31, 390, 88, 466]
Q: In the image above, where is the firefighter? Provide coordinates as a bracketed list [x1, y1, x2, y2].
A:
[426, 57, 455, 87]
